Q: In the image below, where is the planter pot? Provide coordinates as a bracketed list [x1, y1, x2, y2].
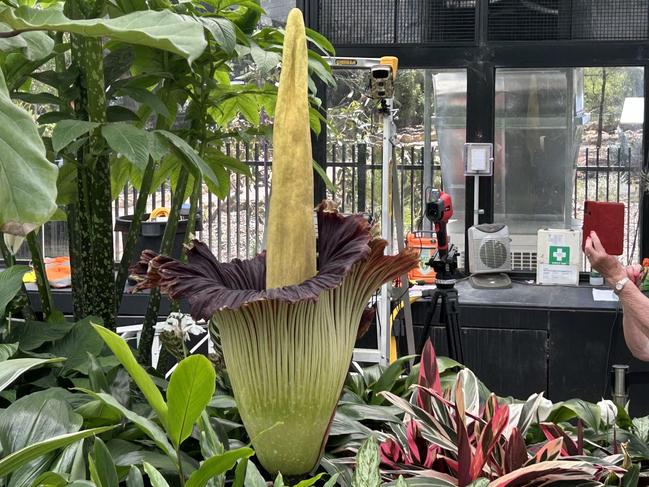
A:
[114, 213, 202, 266]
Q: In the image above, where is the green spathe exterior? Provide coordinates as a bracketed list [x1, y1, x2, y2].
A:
[129, 7, 417, 476]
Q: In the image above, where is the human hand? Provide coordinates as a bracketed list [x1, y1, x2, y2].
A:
[584, 231, 626, 285]
[626, 264, 643, 286]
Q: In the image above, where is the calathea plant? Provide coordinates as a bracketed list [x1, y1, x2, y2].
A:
[132, 8, 418, 476]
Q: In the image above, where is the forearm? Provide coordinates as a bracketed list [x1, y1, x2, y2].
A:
[619, 285, 649, 360]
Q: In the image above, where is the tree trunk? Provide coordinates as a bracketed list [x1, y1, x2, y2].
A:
[114, 158, 156, 312]
[25, 231, 54, 321]
[137, 168, 190, 364]
[66, 0, 116, 328]
[597, 67, 607, 148]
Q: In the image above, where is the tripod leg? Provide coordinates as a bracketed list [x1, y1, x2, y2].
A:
[418, 291, 441, 355]
[445, 290, 464, 364]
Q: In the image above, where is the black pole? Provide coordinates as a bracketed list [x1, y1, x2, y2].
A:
[640, 64, 649, 260]
[312, 79, 328, 205]
[464, 0, 495, 272]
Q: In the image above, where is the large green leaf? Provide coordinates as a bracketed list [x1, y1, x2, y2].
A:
[0, 7, 206, 63]
[0, 265, 29, 318]
[102, 123, 150, 172]
[80, 389, 176, 460]
[0, 343, 18, 361]
[385, 480, 458, 486]
[142, 462, 169, 487]
[185, 448, 254, 487]
[91, 438, 119, 487]
[46, 318, 104, 375]
[31, 471, 68, 487]
[0, 426, 114, 477]
[0, 30, 54, 60]
[203, 147, 251, 177]
[0, 68, 57, 237]
[0, 357, 64, 391]
[305, 27, 335, 56]
[294, 474, 325, 487]
[200, 17, 236, 53]
[117, 87, 170, 120]
[369, 355, 415, 404]
[0, 390, 87, 484]
[351, 437, 381, 487]
[0, 390, 82, 452]
[8, 319, 73, 351]
[156, 130, 222, 192]
[166, 355, 216, 448]
[110, 157, 132, 200]
[126, 466, 144, 487]
[92, 324, 168, 426]
[549, 399, 601, 431]
[51, 120, 99, 153]
[621, 464, 640, 487]
[242, 461, 265, 487]
[249, 41, 280, 74]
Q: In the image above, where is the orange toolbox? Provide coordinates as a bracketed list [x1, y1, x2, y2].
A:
[406, 231, 437, 284]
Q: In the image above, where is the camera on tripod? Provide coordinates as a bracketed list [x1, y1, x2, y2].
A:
[423, 188, 459, 287]
[419, 188, 464, 362]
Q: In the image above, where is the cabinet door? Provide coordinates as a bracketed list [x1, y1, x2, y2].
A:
[549, 309, 649, 416]
[418, 326, 548, 399]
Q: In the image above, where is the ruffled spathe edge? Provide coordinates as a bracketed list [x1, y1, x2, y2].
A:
[131, 201, 418, 321]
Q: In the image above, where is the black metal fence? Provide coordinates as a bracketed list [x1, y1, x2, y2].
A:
[113, 141, 443, 262]
[574, 146, 641, 267]
[110, 141, 640, 269]
[313, 0, 649, 46]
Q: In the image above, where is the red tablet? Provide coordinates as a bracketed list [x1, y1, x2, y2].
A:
[582, 201, 625, 256]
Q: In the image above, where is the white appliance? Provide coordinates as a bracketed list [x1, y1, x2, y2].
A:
[468, 224, 512, 275]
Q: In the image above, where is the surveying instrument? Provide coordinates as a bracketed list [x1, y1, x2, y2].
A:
[326, 55, 416, 365]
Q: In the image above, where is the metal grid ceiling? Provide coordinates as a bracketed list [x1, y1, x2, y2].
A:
[488, 0, 649, 41]
[317, 0, 477, 46]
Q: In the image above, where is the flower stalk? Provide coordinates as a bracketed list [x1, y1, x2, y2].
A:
[131, 8, 418, 475]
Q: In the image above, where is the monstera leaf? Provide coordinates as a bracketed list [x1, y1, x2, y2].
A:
[0, 7, 206, 62]
[0, 68, 57, 236]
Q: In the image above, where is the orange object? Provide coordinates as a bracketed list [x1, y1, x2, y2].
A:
[45, 256, 71, 288]
[406, 232, 437, 284]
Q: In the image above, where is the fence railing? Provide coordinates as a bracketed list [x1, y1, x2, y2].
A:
[113, 141, 444, 263]
[574, 146, 640, 267]
[10, 141, 640, 273]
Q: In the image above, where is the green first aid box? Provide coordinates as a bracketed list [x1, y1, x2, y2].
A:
[536, 229, 582, 286]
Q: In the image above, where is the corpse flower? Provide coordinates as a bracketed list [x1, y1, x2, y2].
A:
[133, 8, 417, 476]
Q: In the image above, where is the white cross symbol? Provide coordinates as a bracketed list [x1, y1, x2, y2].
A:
[553, 248, 567, 262]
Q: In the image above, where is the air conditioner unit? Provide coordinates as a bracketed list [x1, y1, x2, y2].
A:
[468, 223, 511, 274]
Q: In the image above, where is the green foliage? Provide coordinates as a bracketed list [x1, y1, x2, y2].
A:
[0, 357, 65, 391]
[167, 355, 216, 448]
[90, 438, 119, 487]
[0, 426, 114, 478]
[0, 67, 57, 237]
[143, 461, 170, 487]
[583, 67, 643, 132]
[0, 7, 207, 62]
[81, 389, 177, 459]
[51, 120, 99, 153]
[0, 264, 30, 318]
[92, 324, 168, 424]
[185, 448, 254, 487]
[352, 437, 381, 487]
